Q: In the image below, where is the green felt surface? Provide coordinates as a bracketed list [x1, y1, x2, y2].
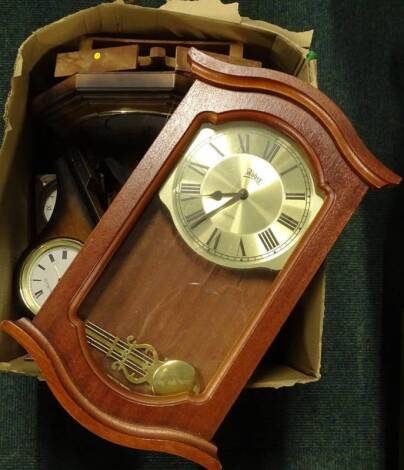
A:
[0, 1, 403, 469]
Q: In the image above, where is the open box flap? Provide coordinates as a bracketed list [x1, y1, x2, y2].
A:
[159, 0, 313, 47]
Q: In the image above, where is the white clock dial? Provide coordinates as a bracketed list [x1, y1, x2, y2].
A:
[19, 238, 82, 314]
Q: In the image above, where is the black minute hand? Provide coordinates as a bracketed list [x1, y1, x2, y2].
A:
[201, 190, 241, 201]
[191, 190, 244, 229]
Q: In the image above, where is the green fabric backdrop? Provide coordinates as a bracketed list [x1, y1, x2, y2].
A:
[0, 1, 403, 469]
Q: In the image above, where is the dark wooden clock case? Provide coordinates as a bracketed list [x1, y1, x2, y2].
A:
[32, 70, 191, 138]
[1, 50, 400, 469]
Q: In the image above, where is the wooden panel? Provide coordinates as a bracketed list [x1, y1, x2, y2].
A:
[55, 45, 139, 77]
[80, 197, 275, 391]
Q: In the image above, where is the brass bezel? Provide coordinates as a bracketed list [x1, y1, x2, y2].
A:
[160, 120, 324, 271]
[19, 237, 83, 315]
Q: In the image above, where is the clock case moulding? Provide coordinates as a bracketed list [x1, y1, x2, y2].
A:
[0, 0, 324, 390]
[1, 49, 400, 470]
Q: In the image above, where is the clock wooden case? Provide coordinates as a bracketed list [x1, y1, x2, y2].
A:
[1, 50, 400, 469]
[18, 144, 102, 315]
[33, 39, 260, 143]
[32, 70, 191, 139]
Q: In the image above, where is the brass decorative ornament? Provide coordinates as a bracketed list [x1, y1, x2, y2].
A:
[1, 50, 400, 470]
[85, 321, 200, 396]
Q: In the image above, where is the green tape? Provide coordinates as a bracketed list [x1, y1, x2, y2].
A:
[306, 50, 318, 62]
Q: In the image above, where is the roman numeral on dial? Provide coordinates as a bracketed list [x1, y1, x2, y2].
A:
[188, 162, 210, 177]
[280, 165, 298, 176]
[185, 209, 205, 225]
[209, 142, 225, 157]
[181, 183, 201, 194]
[259, 228, 279, 251]
[238, 238, 246, 257]
[34, 290, 43, 299]
[263, 142, 280, 163]
[238, 134, 250, 153]
[285, 192, 306, 200]
[207, 228, 222, 250]
[278, 213, 299, 231]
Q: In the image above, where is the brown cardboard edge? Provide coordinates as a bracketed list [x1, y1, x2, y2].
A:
[160, 0, 313, 48]
[248, 267, 325, 388]
[248, 365, 319, 389]
[0, 355, 43, 379]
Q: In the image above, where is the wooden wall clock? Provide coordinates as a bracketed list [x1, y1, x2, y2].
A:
[17, 144, 101, 316]
[33, 39, 261, 144]
[32, 70, 191, 140]
[1, 50, 400, 469]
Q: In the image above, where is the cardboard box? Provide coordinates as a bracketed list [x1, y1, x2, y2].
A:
[0, 0, 323, 389]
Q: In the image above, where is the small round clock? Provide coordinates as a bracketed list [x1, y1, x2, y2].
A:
[159, 120, 324, 271]
[19, 238, 83, 314]
[40, 178, 58, 223]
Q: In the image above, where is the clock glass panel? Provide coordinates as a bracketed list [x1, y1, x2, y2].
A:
[78, 119, 324, 397]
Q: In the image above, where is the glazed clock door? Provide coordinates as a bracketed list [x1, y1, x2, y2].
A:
[77, 117, 324, 397]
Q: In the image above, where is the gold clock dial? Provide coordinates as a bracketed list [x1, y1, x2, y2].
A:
[160, 121, 323, 270]
[19, 238, 82, 314]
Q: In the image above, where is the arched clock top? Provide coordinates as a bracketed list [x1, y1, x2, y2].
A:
[188, 48, 401, 190]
